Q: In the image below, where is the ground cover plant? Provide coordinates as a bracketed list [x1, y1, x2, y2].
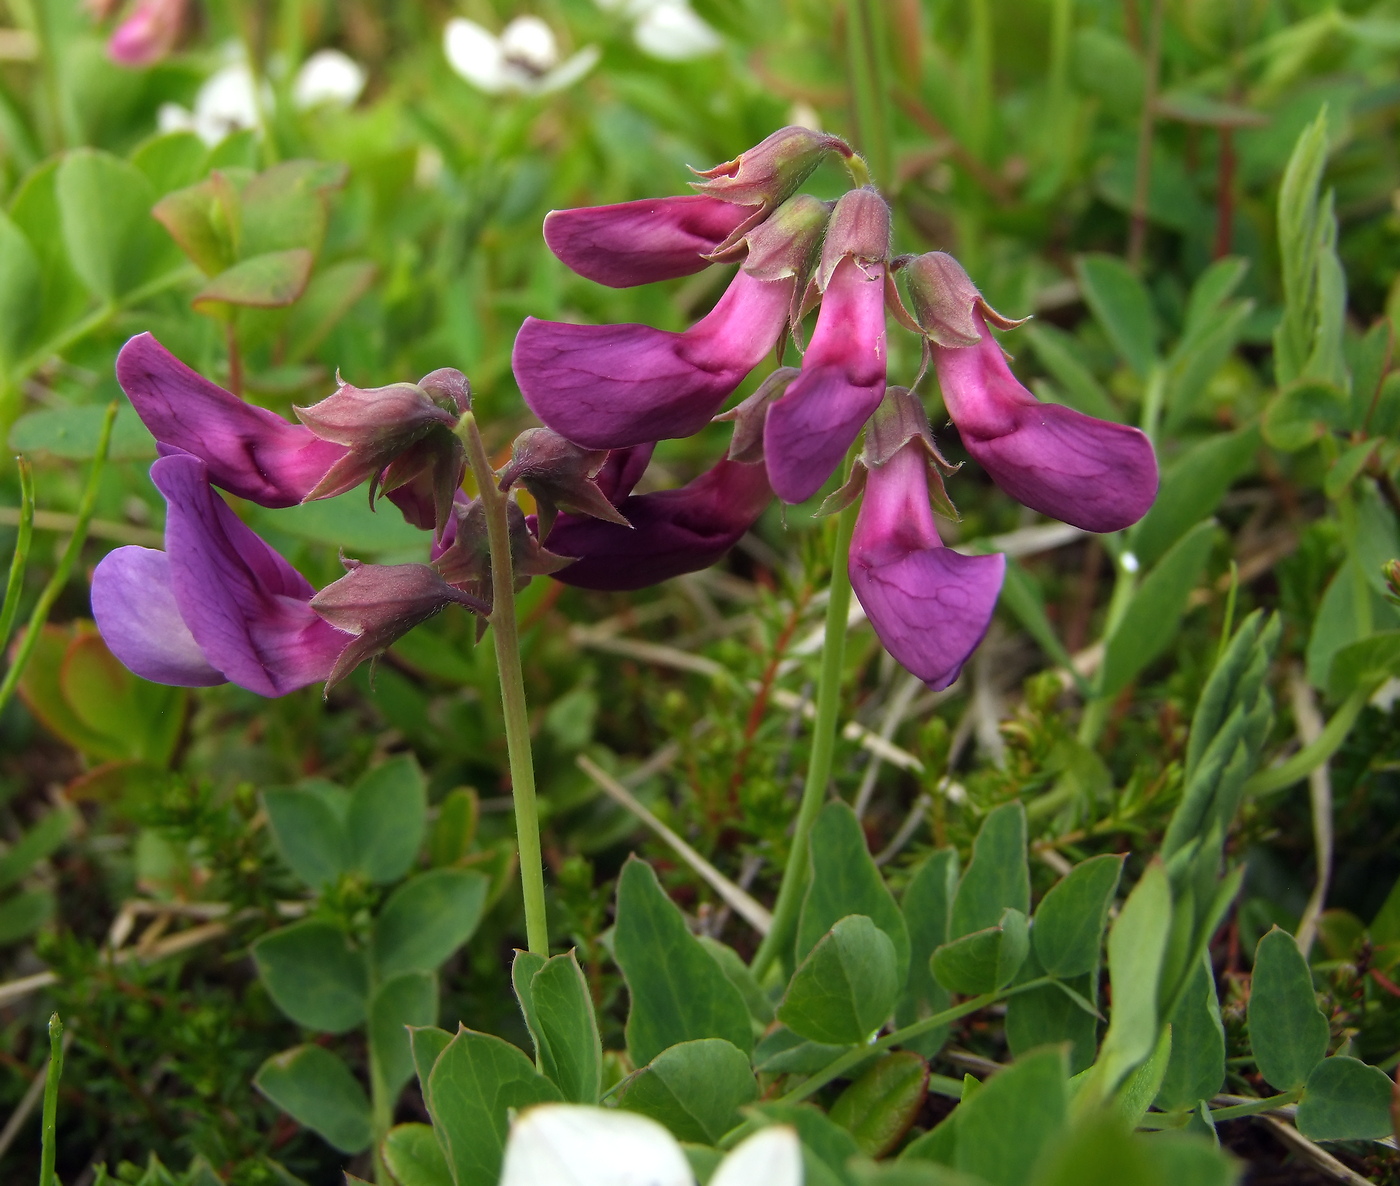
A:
[2, 0, 1400, 1183]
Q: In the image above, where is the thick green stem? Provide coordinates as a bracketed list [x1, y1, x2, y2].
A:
[750, 503, 858, 982]
[1245, 687, 1369, 798]
[0, 457, 35, 653]
[457, 414, 549, 957]
[0, 404, 117, 716]
[846, 0, 892, 186]
[39, 1013, 62, 1186]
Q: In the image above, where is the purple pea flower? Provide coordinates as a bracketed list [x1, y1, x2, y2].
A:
[764, 188, 891, 504]
[107, 0, 185, 66]
[117, 333, 349, 509]
[547, 456, 773, 591]
[91, 453, 350, 696]
[512, 268, 797, 450]
[847, 390, 1005, 690]
[906, 253, 1159, 534]
[543, 195, 754, 288]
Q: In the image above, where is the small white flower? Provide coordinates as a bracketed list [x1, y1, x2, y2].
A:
[157, 60, 269, 144]
[499, 1104, 803, 1186]
[595, 0, 722, 61]
[444, 15, 599, 96]
[292, 48, 366, 109]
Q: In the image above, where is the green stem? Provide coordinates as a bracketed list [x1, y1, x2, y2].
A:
[749, 503, 857, 983]
[0, 404, 117, 717]
[368, 1059, 391, 1185]
[1127, 0, 1166, 269]
[845, 0, 891, 186]
[1245, 687, 1369, 798]
[39, 1013, 63, 1186]
[1208, 1089, 1302, 1123]
[0, 457, 35, 653]
[457, 414, 549, 957]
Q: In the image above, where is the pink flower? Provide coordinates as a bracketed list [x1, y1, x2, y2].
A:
[107, 0, 185, 67]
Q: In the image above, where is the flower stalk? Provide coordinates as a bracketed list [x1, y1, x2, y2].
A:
[750, 499, 858, 982]
[456, 412, 550, 957]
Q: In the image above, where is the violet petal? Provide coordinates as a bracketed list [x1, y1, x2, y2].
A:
[117, 333, 348, 508]
[513, 271, 792, 449]
[766, 257, 887, 503]
[548, 458, 772, 590]
[934, 321, 1159, 533]
[543, 195, 751, 287]
[90, 546, 225, 686]
[152, 453, 349, 696]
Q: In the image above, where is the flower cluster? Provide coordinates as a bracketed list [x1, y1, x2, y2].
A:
[92, 127, 1158, 699]
[513, 126, 1160, 688]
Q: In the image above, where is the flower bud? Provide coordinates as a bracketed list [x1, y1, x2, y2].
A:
[736, 193, 831, 282]
[816, 187, 890, 291]
[497, 427, 630, 539]
[311, 560, 489, 689]
[433, 497, 571, 614]
[107, 0, 186, 67]
[713, 367, 799, 463]
[691, 125, 851, 211]
[863, 386, 952, 471]
[294, 369, 471, 534]
[901, 251, 1025, 348]
[1385, 558, 1400, 604]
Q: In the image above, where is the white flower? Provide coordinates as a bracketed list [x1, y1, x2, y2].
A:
[499, 1104, 803, 1186]
[444, 16, 599, 95]
[595, 0, 722, 60]
[158, 60, 268, 144]
[292, 48, 366, 109]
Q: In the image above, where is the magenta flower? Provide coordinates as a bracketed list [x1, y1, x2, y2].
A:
[117, 333, 349, 509]
[906, 253, 1159, 534]
[91, 453, 350, 696]
[547, 457, 773, 591]
[107, 0, 185, 66]
[543, 195, 753, 288]
[848, 410, 1005, 690]
[513, 270, 795, 450]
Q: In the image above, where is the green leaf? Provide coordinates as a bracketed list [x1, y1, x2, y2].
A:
[10, 158, 90, 345]
[285, 258, 378, 361]
[428, 788, 479, 868]
[370, 972, 438, 1103]
[779, 915, 899, 1045]
[238, 158, 346, 258]
[955, 1047, 1069, 1186]
[261, 787, 349, 889]
[373, 869, 490, 980]
[383, 1123, 454, 1186]
[56, 148, 170, 300]
[347, 755, 427, 883]
[251, 920, 368, 1033]
[425, 1028, 561, 1186]
[1075, 254, 1160, 378]
[1005, 975, 1098, 1074]
[1249, 927, 1329, 1091]
[950, 802, 1029, 938]
[1115, 1025, 1173, 1127]
[1324, 439, 1379, 500]
[1156, 957, 1225, 1110]
[193, 248, 313, 311]
[249, 489, 430, 560]
[618, 1038, 757, 1144]
[0, 210, 40, 367]
[1296, 1056, 1395, 1141]
[1262, 380, 1351, 451]
[0, 805, 73, 892]
[614, 857, 753, 1066]
[1033, 854, 1124, 978]
[409, 1026, 453, 1109]
[850, 1163, 987, 1186]
[253, 1045, 372, 1154]
[698, 935, 774, 1027]
[1100, 521, 1218, 699]
[1129, 429, 1258, 569]
[1097, 861, 1172, 1091]
[1030, 1114, 1234, 1186]
[931, 909, 1029, 995]
[1163, 301, 1253, 432]
[8, 404, 155, 462]
[999, 562, 1082, 682]
[830, 1051, 930, 1158]
[150, 173, 238, 276]
[513, 949, 602, 1104]
[130, 131, 210, 196]
[1326, 630, 1400, 701]
[797, 802, 910, 983]
[0, 889, 54, 945]
[897, 849, 958, 1055]
[750, 1102, 862, 1186]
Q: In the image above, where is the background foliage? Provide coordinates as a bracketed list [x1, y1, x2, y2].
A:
[2, 0, 1400, 1182]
